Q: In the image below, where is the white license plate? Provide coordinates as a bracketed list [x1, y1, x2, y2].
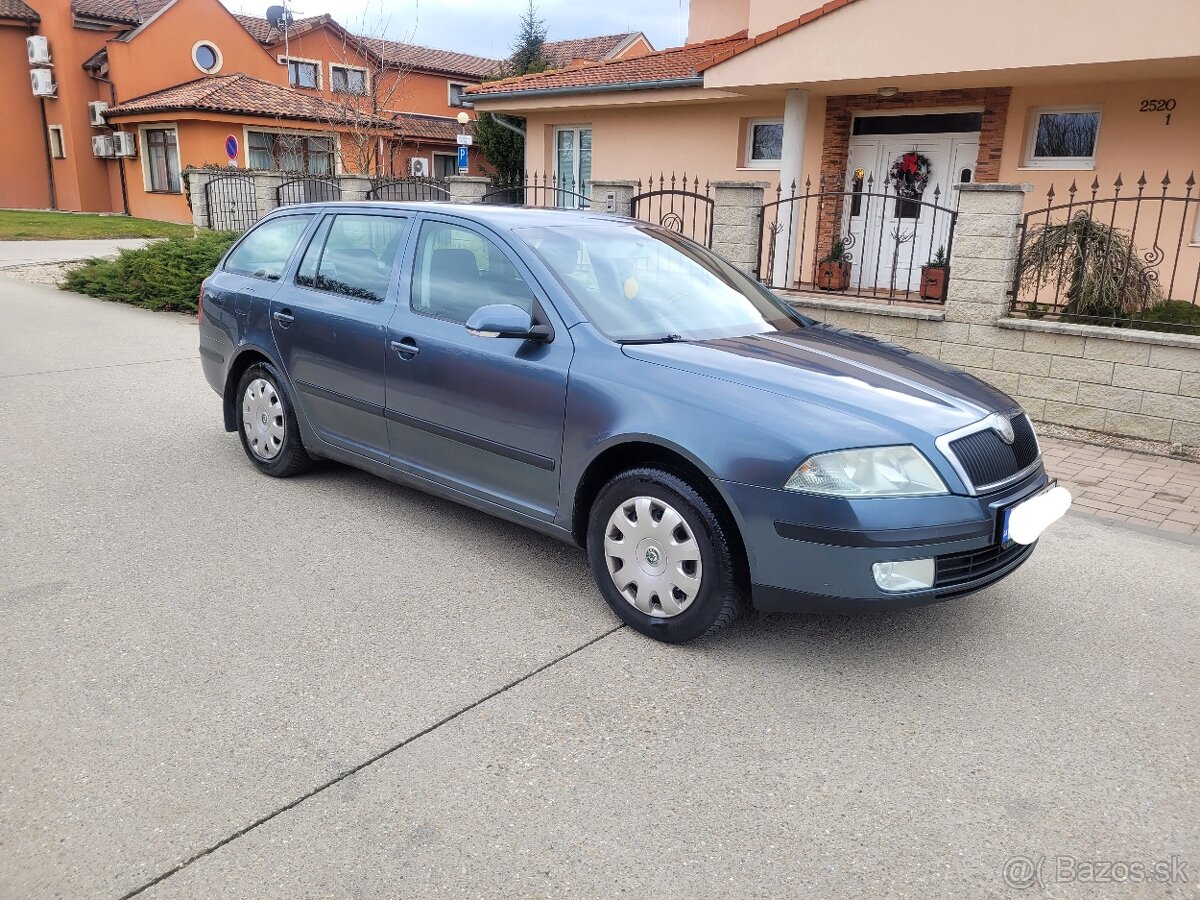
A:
[1003, 484, 1072, 546]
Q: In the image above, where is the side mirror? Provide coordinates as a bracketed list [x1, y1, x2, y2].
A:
[465, 303, 552, 342]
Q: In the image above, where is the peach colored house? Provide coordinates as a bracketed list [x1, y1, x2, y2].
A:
[469, 0, 1200, 298]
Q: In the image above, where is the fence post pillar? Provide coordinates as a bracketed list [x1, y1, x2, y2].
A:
[945, 182, 1031, 324]
[184, 167, 211, 228]
[339, 175, 371, 201]
[711, 180, 769, 275]
[447, 176, 490, 203]
[254, 172, 282, 219]
[589, 180, 638, 216]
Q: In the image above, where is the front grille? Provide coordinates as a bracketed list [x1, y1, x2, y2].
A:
[948, 414, 1040, 491]
[935, 540, 1033, 590]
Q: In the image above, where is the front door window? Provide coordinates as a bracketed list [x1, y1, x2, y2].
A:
[554, 127, 591, 209]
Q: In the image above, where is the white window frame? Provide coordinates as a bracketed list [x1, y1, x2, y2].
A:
[48, 125, 65, 159]
[191, 40, 223, 74]
[448, 81, 471, 108]
[552, 125, 592, 209]
[330, 63, 370, 96]
[242, 125, 340, 175]
[137, 123, 182, 193]
[743, 118, 784, 170]
[1023, 105, 1102, 170]
[278, 55, 322, 91]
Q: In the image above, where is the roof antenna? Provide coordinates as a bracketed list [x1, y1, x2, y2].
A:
[266, 3, 295, 63]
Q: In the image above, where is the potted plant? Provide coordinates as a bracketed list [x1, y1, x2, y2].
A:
[817, 238, 852, 291]
[920, 245, 949, 300]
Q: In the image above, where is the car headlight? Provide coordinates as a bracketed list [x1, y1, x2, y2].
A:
[784, 446, 948, 497]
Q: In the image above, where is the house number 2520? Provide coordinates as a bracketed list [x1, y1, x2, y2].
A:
[1140, 98, 1176, 124]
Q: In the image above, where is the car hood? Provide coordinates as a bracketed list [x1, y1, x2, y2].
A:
[622, 324, 1016, 440]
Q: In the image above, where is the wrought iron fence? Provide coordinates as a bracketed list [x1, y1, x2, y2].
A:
[277, 176, 342, 207]
[757, 175, 959, 303]
[1011, 172, 1200, 333]
[481, 171, 590, 209]
[203, 172, 258, 232]
[366, 177, 449, 202]
[630, 173, 714, 247]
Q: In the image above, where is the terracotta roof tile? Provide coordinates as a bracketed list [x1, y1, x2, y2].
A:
[695, 0, 861, 72]
[356, 36, 501, 78]
[234, 13, 325, 45]
[541, 33, 642, 68]
[0, 0, 38, 22]
[391, 113, 474, 143]
[70, 0, 172, 24]
[104, 73, 393, 126]
[468, 32, 749, 97]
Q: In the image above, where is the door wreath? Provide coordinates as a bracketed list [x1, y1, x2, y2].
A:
[888, 151, 932, 198]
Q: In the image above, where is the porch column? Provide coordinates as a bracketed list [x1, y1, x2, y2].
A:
[771, 88, 809, 287]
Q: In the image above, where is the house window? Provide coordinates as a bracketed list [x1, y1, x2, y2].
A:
[144, 128, 181, 192]
[1025, 108, 1101, 168]
[745, 119, 783, 168]
[331, 64, 367, 95]
[433, 153, 456, 178]
[48, 125, 65, 159]
[286, 59, 319, 90]
[247, 130, 335, 174]
[448, 82, 471, 108]
[554, 126, 591, 209]
[191, 41, 222, 74]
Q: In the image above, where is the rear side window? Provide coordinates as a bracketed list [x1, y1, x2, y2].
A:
[295, 213, 408, 302]
[411, 221, 533, 323]
[224, 215, 313, 280]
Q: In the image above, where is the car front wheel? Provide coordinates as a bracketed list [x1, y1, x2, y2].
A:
[587, 467, 746, 643]
[235, 362, 312, 477]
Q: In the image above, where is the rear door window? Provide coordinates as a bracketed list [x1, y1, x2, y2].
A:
[410, 220, 533, 323]
[295, 213, 409, 302]
[224, 215, 314, 280]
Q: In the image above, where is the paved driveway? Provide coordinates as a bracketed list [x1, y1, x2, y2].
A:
[1, 277, 1197, 899]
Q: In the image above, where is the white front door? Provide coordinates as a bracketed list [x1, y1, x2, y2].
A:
[553, 127, 592, 209]
[845, 133, 977, 293]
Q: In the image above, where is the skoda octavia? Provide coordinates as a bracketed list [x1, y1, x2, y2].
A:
[199, 203, 1070, 643]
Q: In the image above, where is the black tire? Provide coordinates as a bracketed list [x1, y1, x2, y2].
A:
[234, 362, 313, 478]
[587, 467, 747, 643]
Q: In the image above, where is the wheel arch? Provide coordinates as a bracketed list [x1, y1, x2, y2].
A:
[571, 439, 751, 586]
[221, 346, 276, 432]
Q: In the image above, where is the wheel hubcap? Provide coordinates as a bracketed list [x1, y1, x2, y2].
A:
[603, 496, 703, 618]
[242, 377, 285, 460]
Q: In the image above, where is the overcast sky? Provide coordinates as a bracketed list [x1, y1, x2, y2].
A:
[218, 0, 689, 60]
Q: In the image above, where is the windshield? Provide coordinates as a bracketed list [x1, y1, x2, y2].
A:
[517, 223, 805, 342]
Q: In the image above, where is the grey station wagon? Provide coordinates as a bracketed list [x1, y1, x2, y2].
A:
[199, 202, 1071, 643]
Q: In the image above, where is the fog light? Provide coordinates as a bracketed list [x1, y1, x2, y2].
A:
[872, 558, 935, 592]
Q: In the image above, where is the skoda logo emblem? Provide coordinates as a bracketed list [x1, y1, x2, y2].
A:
[645, 547, 661, 566]
[993, 414, 1015, 444]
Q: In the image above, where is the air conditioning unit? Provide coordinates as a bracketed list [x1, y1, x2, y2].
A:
[30, 68, 56, 97]
[112, 132, 136, 157]
[88, 101, 109, 126]
[408, 157, 429, 177]
[91, 134, 114, 158]
[27, 36, 51, 65]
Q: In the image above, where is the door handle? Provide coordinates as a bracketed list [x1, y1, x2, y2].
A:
[390, 338, 420, 360]
[273, 309, 295, 327]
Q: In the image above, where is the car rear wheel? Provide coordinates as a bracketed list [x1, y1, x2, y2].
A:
[587, 467, 746, 643]
[235, 362, 312, 477]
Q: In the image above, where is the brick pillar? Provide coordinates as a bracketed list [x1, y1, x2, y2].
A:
[589, 180, 638, 216]
[183, 167, 210, 228]
[711, 180, 769, 275]
[945, 182, 1031, 325]
[447, 176, 490, 203]
[339, 175, 371, 201]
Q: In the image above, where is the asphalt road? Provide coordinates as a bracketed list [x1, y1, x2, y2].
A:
[1, 275, 1197, 899]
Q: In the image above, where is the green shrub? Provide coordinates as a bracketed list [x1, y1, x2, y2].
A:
[1132, 300, 1200, 335]
[62, 231, 238, 313]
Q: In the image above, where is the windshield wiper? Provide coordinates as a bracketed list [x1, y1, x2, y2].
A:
[617, 333, 685, 345]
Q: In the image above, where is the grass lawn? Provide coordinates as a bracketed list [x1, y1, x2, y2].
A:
[0, 209, 193, 240]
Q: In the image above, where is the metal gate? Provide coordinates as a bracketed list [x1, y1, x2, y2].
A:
[366, 177, 450, 201]
[630, 173, 714, 246]
[481, 172, 590, 209]
[204, 172, 258, 232]
[277, 176, 342, 207]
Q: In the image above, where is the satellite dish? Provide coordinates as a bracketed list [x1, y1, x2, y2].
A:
[265, 5, 293, 29]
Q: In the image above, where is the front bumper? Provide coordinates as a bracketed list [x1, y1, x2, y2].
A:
[718, 466, 1051, 613]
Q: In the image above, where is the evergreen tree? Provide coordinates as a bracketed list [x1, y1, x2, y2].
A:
[474, 1, 549, 185]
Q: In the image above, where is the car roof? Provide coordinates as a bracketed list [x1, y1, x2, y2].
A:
[269, 201, 631, 230]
